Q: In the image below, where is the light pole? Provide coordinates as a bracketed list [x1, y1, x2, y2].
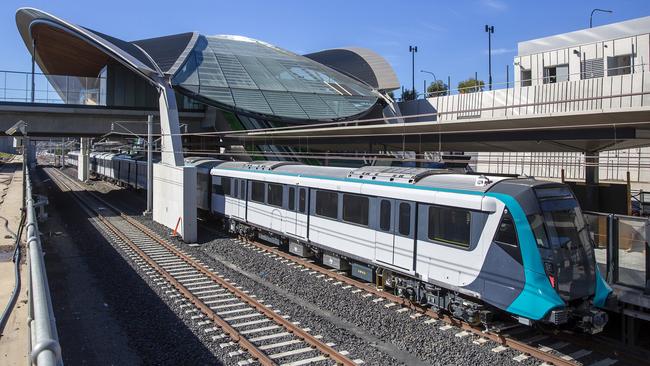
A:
[590, 8, 612, 28]
[409, 46, 418, 96]
[421, 70, 437, 96]
[485, 25, 494, 90]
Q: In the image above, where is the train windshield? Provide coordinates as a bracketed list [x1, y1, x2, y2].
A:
[534, 186, 595, 300]
[535, 187, 591, 251]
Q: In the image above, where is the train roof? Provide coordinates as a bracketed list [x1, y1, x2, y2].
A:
[211, 162, 530, 193]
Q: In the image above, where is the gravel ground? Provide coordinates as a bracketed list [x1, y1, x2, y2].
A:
[68, 169, 543, 366]
[40, 167, 228, 365]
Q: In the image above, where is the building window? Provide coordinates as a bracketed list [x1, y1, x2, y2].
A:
[299, 189, 307, 213]
[543, 64, 569, 84]
[342, 194, 369, 226]
[428, 206, 471, 248]
[494, 210, 518, 246]
[398, 202, 411, 236]
[607, 55, 632, 76]
[288, 187, 296, 211]
[315, 190, 338, 219]
[267, 183, 283, 207]
[520, 69, 532, 87]
[379, 200, 391, 232]
[581, 58, 604, 79]
[222, 177, 232, 196]
[251, 181, 265, 203]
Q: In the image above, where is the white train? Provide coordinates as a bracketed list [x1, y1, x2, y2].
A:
[66, 152, 612, 333]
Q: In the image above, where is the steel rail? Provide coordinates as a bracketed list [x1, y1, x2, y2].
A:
[45, 167, 357, 366]
[240, 236, 647, 366]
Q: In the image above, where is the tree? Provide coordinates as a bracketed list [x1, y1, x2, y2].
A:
[426, 80, 449, 96]
[457, 78, 485, 93]
[401, 88, 418, 101]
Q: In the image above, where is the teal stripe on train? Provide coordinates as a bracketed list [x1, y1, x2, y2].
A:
[213, 167, 568, 319]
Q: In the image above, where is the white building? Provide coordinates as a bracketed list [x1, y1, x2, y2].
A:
[477, 16, 650, 186]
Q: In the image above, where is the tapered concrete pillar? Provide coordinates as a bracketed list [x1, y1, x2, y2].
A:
[152, 79, 196, 242]
[78, 137, 90, 182]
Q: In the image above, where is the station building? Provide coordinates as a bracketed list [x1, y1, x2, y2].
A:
[15, 7, 400, 157]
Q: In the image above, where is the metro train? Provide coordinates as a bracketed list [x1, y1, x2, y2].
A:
[66, 151, 613, 333]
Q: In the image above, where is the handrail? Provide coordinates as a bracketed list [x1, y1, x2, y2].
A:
[25, 161, 62, 365]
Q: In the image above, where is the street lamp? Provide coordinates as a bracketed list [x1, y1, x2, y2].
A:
[421, 70, 437, 97]
[590, 9, 613, 28]
[485, 25, 495, 90]
[409, 46, 418, 96]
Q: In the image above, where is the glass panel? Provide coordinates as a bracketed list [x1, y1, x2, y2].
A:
[398, 203, 411, 236]
[428, 206, 471, 247]
[288, 187, 296, 211]
[379, 200, 391, 232]
[299, 189, 306, 213]
[251, 181, 265, 203]
[222, 177, 232, 196]
[617, 216, 647, 288]
[342, 194, 369, 226]
[267, 183, 283, 207]
[315, 190, 338, 219]
[494, 210, 518, 246]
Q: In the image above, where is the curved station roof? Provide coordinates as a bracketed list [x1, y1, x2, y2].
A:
[16, 8, 398, 122]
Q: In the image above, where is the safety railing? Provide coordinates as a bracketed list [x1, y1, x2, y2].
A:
[398, 64, 650, 124]
[585, 211, 650, 293]
[0, 70, 105, 105]
[25, 164, 62, 365]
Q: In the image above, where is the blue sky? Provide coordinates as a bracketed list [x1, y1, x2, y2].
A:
[2, 0, 650, 96]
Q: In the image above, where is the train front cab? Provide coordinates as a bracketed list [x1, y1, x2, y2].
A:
[490, 180, 613, 334]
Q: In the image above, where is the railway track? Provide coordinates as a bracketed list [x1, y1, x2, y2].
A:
[231, 237, 648, 366]
[44, 167, 361, 366]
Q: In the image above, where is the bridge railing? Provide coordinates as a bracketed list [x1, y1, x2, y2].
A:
[24, 158, 62, 365]
[0, 70, 105, 105]
[400, 64, 650, 123]
[585, 211, 649, 293]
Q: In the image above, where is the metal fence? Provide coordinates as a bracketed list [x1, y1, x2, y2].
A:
[585, 211, 649, 292]
[0, 70, 105, 105]
[25, 164, 62, 365]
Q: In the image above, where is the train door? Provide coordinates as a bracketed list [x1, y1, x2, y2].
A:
[239, 179, 246, 220]
[375, 198, 395, 264]
[393, 201, 415, 270]
[286, 186, 298, 236]
[296, 187, 308, 238]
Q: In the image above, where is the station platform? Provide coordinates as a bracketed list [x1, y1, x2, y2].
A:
[0, 156, 29, 366]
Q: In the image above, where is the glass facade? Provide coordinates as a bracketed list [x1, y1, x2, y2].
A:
[173, 35, 377, 121]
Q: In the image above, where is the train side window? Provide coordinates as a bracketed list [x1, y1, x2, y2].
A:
[234, 179, 239, 198]
[212, 180, 224, 195]
[251, 181, 265, 203]
[398, 202, 411, 236]
[342, 194, 369, 226]
[288, 187, 296, 211]
[379, 200, 391, 231]
[299, 189, 307, 213]
[240, 181, 245, 199]
[267, 183, 283, 207]
[315, 190, 338, 219]
[428, 206, 471, 248]
[222, 177, 232, 196]
[494, 210, 518, 246]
